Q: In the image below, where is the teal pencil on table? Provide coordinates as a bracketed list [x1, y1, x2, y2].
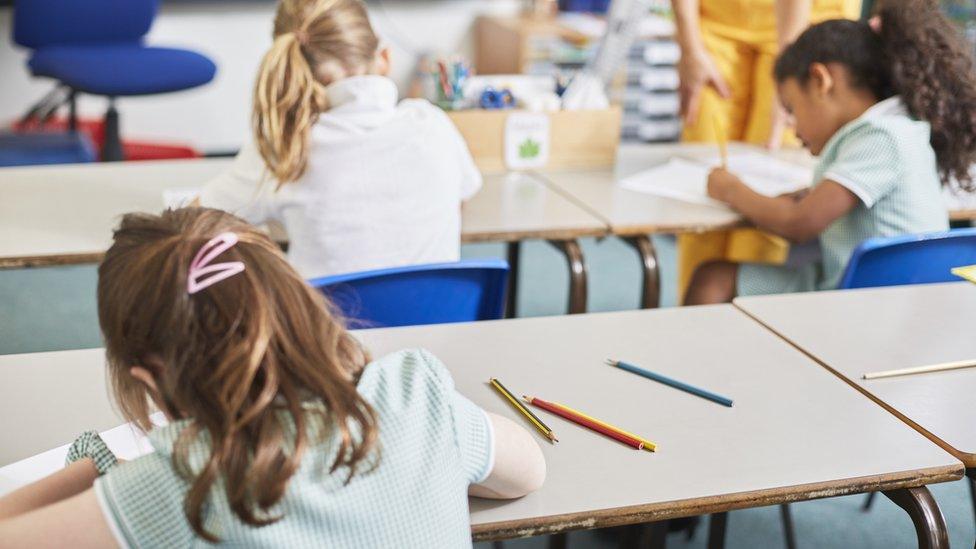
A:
[606, 359, 734, 407]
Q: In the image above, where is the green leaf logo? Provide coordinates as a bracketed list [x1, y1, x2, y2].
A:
[519, 138, 540, 159]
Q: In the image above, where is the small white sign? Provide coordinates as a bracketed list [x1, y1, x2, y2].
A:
[504, 112, 550, 170]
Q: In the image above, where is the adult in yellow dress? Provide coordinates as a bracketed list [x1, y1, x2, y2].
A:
[672, 0, 861, 301]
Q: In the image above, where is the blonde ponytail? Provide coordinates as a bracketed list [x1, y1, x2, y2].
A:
[252, 0, 380, 185]
[253, 32, 324, 185]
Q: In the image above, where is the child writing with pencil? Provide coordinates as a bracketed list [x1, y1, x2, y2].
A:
[685, 0, 976, 304]
[0, 208, 545, 547]
[199, 0, 482, 279]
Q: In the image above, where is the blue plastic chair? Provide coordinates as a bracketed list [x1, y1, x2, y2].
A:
[838, 228, 976, 289]
[12, 0, 216, 161]
[308, 260, 509, 329]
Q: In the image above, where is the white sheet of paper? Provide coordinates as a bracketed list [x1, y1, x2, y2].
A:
[0, 413, 164, 496]
[618, 153, 812, 208]
[162, 187, 202, 209]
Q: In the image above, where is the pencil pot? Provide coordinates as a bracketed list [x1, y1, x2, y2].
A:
[447, 107, 621, 173]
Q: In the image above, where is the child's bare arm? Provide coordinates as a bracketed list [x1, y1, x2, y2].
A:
[0, 488, 117, 548]
[707, 168, 859, 243]
[469, 413, 546, 499]
[0, 459, 98, 520]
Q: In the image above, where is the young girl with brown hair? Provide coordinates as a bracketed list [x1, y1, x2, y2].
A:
[0, 208, 544, 547]
[200, 0, 481, 279]
[686, 0, 976, 304]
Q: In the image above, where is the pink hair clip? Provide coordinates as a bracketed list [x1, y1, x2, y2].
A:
[187, 232, 246, 295]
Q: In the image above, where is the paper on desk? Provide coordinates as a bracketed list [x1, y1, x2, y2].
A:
[163, 187, 202, 209]
[618, 153, 812, 209]
[0, 413, 164, 497]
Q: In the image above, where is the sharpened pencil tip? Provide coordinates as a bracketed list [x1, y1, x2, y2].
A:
[605, 359, 617, 366]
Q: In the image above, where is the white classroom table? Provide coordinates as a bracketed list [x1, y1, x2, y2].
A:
[535, 143, 976, 309]
[0, 307, 962, 545]
[734, 282, 976, 471]
[0, 160, 607, 313]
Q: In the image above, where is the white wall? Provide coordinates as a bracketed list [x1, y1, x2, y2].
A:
[0, 0, 520, 152]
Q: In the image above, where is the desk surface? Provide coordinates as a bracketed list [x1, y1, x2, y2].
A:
[0, 307, 961, 540]
[358, 306, 959, 539]
[735, 282, 976, 468]
[540, 143, 976, 234]
[536, 143, 788, 236]
[0, 161, 607, 269]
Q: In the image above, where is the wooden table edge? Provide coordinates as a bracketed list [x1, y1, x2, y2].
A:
[949, 209, 976, 222]
[0, 252, 106, 270]
[470, 463, 963, 541]
[732, 300, 976, 469]
[0, 227, 614, 270]
[460, 227, 610, 244]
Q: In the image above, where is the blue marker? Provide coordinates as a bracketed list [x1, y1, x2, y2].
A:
[606, 359, 734, 407]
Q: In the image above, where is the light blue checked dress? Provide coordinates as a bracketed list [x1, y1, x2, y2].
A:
[737, 96, 949, 296]
[93, 349, 494, 548]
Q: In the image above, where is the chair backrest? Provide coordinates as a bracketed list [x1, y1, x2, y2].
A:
[838, 228, 976, 289]
[308, 259, 509, 329]
[13, 0, 158, 49]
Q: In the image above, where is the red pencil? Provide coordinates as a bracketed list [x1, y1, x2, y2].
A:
[523, 396, 644, 450]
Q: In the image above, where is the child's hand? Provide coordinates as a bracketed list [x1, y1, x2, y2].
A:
[706, 168, 743, 203]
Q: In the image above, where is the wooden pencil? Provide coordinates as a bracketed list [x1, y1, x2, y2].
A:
[607, 359, 734, 407]
[713, 115, 728, 169]
[548, 400, 657, 452]
[862, 359, 976, 380]
[489, 378, 558, 442]
[523, 396, 644, 450]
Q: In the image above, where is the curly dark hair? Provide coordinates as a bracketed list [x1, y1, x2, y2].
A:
[774, 0, 976, 191]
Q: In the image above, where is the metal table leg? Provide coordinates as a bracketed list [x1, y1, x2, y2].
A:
[506, 241, 521, 318]
[707, 512, 727, 549]
[623, 235, 659, 309]
[780, 504, 797, 549]
[882, 486, 949, 549]
[547, 239, 588, 314]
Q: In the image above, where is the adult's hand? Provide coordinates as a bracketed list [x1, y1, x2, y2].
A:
[672, 0, 730, 126]
[678, 49, 731, 126]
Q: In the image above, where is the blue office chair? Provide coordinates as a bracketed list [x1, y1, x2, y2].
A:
[838, 228, 976, 289]
[12, 0, 216, 161]
[308, 259, 509, 329]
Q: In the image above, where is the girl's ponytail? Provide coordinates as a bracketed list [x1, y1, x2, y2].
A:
[876, 0, 976, 190]
[252, 0, 379, 185]
[252, 31, 324, 185]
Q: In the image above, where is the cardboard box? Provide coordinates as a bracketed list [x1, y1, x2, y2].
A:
[447, 107, 622, 173]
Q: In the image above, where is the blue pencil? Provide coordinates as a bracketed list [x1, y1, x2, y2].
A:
[606, 359, 734, 407]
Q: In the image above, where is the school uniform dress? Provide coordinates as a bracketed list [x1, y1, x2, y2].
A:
[92, 349, 494, 548]
[737, 96, 949, 295]
[200, 75, 482, 279]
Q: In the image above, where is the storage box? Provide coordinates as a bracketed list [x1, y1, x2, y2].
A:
[447, 107, 622, 173]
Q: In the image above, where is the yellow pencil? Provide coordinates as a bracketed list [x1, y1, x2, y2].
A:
[548, 400, 657, 452]
[489, 378, 558, 443]
[712, 115, 728, 169]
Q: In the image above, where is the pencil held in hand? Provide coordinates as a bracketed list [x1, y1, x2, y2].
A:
[712, 115, 728, 169]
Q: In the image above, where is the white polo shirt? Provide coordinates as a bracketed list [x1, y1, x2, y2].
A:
[200, 75, 482, 279]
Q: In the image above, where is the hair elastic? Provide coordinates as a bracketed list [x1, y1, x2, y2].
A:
[187, 232, 246, 295]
